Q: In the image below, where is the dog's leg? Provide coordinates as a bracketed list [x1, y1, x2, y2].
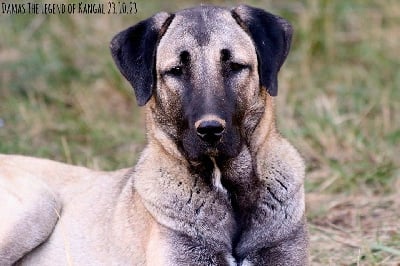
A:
[245, 220, 308, 265]
[0, 164, 61, 265]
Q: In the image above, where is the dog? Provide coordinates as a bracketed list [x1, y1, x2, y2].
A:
[0, 5, 308, 265]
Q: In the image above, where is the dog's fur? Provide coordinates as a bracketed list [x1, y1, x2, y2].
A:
[0, 5, 308, 265]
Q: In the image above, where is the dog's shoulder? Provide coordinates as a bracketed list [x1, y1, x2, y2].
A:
[258, 132, 305, 195]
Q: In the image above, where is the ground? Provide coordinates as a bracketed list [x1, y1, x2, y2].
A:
[308, 190, 400, 265]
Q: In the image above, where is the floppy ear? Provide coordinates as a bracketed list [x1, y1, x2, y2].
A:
[110, 12, 174, 106]
[231, 5, 293, 96]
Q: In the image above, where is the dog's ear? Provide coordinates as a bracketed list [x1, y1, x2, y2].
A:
[231, 5, 292, 96]
[110, 12, 174, 106]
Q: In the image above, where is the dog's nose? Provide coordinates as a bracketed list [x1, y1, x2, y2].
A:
[195, 119, 225, 143]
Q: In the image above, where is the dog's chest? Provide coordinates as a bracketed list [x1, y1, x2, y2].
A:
[157, 168, 261, 264]
[135, 147, 274, 264]
[161, 226, 255, 266]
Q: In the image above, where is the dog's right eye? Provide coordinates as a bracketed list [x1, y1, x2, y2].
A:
[166, 66, 183, 77]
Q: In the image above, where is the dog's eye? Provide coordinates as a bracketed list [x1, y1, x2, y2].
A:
[230, 62, 248, 73]
[166, 66, 183, 77]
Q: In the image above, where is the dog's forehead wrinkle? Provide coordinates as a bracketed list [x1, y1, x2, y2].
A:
[180, 50, 190, 64]
[157, 7, 257, 72]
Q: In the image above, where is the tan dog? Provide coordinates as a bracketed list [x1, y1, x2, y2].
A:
[0, 5, 308, 265]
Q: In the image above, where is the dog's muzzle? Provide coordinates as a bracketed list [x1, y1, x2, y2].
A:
[195, 116, 226, 143]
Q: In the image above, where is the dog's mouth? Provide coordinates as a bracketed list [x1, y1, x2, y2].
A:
[181, 126, 242, 162]
[205, 147, 219, 157]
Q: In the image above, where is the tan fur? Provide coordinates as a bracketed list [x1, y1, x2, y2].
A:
[0, 5, 307, 265]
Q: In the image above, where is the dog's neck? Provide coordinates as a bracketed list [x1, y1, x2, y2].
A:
[247, 92, 276, 156]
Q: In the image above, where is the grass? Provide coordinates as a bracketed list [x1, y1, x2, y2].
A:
[0, 0, 399, 264]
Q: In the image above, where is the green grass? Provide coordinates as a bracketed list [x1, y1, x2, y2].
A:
[0, 0, 399, 264]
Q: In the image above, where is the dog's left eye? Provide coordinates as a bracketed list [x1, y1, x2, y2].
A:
[166, 66, 183, 77]
[230, 62, 249, 73]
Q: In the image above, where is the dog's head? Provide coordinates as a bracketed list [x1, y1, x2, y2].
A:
[110, 5, 292, 162]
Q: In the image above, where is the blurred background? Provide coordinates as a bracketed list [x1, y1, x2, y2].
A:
[0, 0, 399, 264]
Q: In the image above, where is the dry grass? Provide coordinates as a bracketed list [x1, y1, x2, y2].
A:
[0, 0, 399, 264]
[307, 189, 400, 265]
